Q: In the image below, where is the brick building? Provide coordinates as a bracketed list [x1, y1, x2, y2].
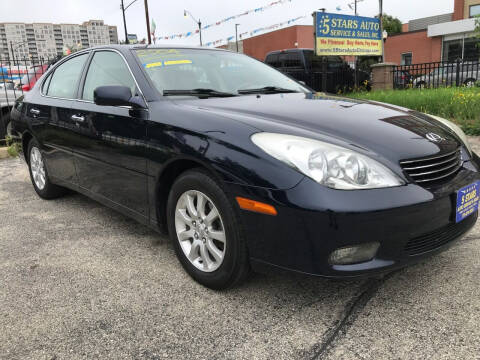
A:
[242, 25, 314, 61]
[240, 0, 480, 65]
[385, 0, 480, 64]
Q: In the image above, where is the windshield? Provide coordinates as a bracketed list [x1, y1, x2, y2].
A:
[135, 48, 308, 96]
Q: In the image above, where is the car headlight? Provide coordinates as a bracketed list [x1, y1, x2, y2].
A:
[427, 114, 473, 156]
[251, 133, 404, 190]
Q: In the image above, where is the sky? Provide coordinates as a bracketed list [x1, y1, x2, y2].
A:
[1, 0, 453, 46]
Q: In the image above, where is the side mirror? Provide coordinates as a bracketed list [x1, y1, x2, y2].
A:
[94, 86, 146, 109]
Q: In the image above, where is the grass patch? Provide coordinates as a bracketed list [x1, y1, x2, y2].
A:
[347, 87, 480, 135]
[5, 136, 21, 157]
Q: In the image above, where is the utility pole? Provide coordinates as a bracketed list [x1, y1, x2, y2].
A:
[121, 0, 129, 44]
[144, 0, 152, 44]
[379, 0, 384, 62]
[9, 41, 16, 66]
[318, 8, 327, 92]
[354, 0, 358, 88]
[235, 24, 240, 52]
[199, 20, 202, 46]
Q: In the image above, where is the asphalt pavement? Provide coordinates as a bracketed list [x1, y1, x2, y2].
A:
[1, 146, 479, 359]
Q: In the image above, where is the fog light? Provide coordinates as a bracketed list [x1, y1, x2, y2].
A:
[329, 242, 380, 265]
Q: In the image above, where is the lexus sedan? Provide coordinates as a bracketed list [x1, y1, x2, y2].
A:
[10, 45, 480, 289]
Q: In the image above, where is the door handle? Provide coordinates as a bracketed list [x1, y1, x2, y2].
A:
[71, 114, 85, 122]
[30, 108, 40, 115]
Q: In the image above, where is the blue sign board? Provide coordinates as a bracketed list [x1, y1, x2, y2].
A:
[315, 12, 383, 56]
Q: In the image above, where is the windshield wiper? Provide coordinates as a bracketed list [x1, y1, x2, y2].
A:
[237, 86, 300, 95]
[163, 88, 237, 98]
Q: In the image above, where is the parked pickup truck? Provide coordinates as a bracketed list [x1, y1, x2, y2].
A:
[264, 49, 370, 93]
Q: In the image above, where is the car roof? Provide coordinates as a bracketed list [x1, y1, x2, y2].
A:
[86, 44, 231, 54]
[266, 48, 313, 56]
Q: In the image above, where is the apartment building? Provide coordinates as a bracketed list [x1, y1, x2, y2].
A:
[0, 20, 118, 62]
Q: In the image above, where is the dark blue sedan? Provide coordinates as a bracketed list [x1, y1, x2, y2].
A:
[10, 45, 479, 289]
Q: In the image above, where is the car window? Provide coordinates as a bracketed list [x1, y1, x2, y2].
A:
[282, 52, 303, 68]
[304, 51, 324, 71]
[265, 54, 281, 68]
[136, 49, 307, 95]
[82, 51, 137, 101]
[47, 53, 88, 98]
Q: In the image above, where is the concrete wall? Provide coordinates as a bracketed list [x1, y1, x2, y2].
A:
[385, 30, 442, 64]
[242, 25, 314, 60]
[408, 13, 452, 32]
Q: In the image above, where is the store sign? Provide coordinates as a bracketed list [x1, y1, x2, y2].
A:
[315, 12, 383, 56]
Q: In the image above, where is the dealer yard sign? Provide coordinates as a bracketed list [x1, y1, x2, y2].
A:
[315, 12, 383, 56]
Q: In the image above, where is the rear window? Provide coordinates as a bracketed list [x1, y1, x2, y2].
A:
[282, 52, 303, 68]
[304, 51, 344, 70]
[265, 53, 281, 68]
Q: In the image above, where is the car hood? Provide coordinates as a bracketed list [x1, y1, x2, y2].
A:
[175, 93, 460, 164]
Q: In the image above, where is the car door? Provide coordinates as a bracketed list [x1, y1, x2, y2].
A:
[68, 50, 149, 218]
[27, 52, 89, 185]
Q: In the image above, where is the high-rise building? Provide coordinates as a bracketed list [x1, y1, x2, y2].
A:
[0, 20, 118, 62]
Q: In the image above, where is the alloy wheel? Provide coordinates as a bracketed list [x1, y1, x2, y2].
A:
[175, 190, 226, 272]
[30, 147, 46, 190]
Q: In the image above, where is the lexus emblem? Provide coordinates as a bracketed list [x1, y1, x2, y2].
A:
[426, 132, 444, 143]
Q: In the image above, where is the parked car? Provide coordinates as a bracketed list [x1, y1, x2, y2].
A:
[0, 81, 15, 90]
[20, 64, 49, 92]
[264, 49, 370, 93]
[0, 88, 21, 139]
[413, 61, 479, 88]
[11, 45, 479, 289]
[394, 70, 413, 89]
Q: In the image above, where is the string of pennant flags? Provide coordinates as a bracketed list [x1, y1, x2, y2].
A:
[156, 0, 295, 41]
[203, 15, 306, 47]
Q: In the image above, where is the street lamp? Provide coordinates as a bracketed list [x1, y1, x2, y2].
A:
[379, 0, 384, 62]
[235, 24, 240, 52]
[10, 39, 45, 66]
[184, 10, 202, 46]
[120, 0, 139, 44]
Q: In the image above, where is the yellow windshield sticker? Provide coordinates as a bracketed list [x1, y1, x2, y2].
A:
[143, 59, 193, 69]
[145, 62, 163, 69]
[164, 60, 192, 66]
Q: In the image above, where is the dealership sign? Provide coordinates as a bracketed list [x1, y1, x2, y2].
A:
[315, 12, 383, 56]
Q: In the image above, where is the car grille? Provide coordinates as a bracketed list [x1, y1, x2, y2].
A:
[404, 212, 477, 256]
[399, 149, 462, 185]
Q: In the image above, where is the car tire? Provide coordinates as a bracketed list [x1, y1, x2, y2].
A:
[464, 79, 475, 87]
[27, 138, 66, 200]
[167, 168, 250, 290]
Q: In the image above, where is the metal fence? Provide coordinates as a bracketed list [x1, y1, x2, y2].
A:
[0, 55, 61, 143]
[393, 59, 480, 89]
[281, 66, 371, 94]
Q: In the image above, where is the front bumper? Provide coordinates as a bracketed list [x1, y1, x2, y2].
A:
[226, 158, 480, 278]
